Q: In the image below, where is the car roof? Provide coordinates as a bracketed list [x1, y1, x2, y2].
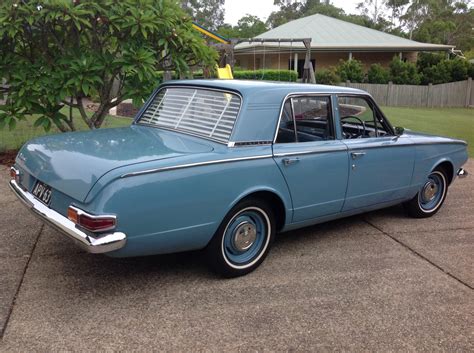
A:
[162, 79, 366, 96]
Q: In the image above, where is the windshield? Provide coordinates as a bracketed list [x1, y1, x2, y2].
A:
[138, 87, 241, 143]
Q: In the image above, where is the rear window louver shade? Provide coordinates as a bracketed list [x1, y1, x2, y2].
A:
[139, 87, 241, 143]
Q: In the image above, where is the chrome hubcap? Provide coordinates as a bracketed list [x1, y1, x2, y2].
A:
[233, 222, 257, 251]
[422, 181, 438, 202]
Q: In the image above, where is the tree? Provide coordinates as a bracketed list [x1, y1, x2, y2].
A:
[401, 0, 473, 52]
[0, 0, 217, 132]
[267, 0, 302, 28]
[357, 0, 387, 23]
[182, 0, 225, 31]
[216, 14, 268, 40]
[237, 15, 268, 38]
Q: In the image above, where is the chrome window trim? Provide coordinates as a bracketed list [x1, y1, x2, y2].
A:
[336, 93, 395, 136]
[121, 154, 273, 178]
[273, 92, 339, 144]
[135, 85, 244, 146]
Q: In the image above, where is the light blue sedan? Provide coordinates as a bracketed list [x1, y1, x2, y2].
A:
[10, 80, 468, 277]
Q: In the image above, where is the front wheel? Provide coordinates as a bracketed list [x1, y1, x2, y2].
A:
[403, 168, 448, 218]
[206, 198, 275, 277]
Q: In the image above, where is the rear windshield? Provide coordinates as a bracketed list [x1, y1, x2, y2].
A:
[138, 87, 241, 143]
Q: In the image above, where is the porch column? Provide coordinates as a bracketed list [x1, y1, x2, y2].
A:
[348, 52, 353, 60]
[294, 52, 298, 73]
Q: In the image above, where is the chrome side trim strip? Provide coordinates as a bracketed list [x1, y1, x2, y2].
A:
[9, 180, 126, 254]
[273, 147, 347, 157]
[121, 155, 273, 178]
[346, 140, 467, 150]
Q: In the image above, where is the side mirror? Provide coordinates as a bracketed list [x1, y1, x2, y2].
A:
[394, 126, 404, 136]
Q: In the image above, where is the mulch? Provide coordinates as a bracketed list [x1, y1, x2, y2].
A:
[0, 150, 18, 166]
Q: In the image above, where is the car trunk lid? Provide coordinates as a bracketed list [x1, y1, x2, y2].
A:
[16, 125, 214, 201]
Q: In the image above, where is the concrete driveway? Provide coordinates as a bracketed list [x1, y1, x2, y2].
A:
[0, 160, 472, 351]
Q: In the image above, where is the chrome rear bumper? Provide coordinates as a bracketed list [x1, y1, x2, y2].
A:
[9, 179, 126, 254]
[457, 168, 468, 178]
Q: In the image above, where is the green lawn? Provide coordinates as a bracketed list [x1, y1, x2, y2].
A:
[0, 109, 131, 152]
[1, 106, 472, 157]
[382, 107, 473, 157]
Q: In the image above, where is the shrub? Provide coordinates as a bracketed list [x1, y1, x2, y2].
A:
[389, 57, 420, 85]
[420, 58, 470, 84]
[335, 59, 364, 83]
[420, 63, 451, 84]
[315, 69, 340, 85]
[367, 64, 390, 84]
[446, 59, 469, 82]
[468, 62, 474, 79]
[417, 52, 444, 72]
[233, 70, 298, 82]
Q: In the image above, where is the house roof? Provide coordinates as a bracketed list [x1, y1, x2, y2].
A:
[235, 14, 454, 53]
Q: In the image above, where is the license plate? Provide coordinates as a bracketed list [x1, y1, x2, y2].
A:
[32, 180, 52, 206]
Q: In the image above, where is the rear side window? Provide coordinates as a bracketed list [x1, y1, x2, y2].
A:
[276, 96, 334, 143]
[138, 87, 241, 143]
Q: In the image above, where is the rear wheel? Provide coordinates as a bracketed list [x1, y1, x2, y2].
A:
[403, 167, 448, 218]
[206, 198, 275, 277]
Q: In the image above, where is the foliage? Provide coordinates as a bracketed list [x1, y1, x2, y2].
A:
[416, 52, 445, 72]
[420, 57, 472, 84]
[217, 14, 268, 39]
[181, 0, 225, 31]
[389, 57, 421, 84]
[233, 69, 297, 82]
[367, 64, 390, 84]
[0, 0, 218, 132]
[401, 0, 473, 52]
[335, 59, 365, 83]
[315, 68, 340, 85]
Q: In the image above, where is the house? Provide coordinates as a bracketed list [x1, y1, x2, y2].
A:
[234, 14, 454, 78]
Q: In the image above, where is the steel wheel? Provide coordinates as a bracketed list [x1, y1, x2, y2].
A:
[221, 207, 270, 269]
[404, 167, 448, 218]
[206, 199, 275, 277]
[417, 171, 446, 213]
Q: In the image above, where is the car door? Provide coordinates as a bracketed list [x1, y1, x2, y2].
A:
[273, 95, 349, 223]
[337, 95, 415, 211]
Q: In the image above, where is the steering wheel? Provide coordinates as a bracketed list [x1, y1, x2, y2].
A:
[341, 116, 367, 139]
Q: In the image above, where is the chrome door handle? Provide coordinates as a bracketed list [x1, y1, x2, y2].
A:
[282, 157, 300, 166]
[351, 151, 366, 159]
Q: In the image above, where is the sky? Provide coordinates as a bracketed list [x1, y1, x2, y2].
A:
[224, 0, 360, 25]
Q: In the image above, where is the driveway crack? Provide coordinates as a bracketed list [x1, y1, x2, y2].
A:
[364, 218, 473, 291]
[0, 224, 44, 340]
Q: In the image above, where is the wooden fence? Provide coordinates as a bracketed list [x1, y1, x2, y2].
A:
[339, 78, 473, 108]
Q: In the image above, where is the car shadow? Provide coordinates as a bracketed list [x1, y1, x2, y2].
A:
[47, 204, 407, 285]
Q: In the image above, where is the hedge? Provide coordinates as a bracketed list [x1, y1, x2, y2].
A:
[233, 70, 298, 82]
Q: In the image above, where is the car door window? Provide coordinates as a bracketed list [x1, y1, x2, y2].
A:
[338, 96, 390, 139]
[276, 96, 334, 143]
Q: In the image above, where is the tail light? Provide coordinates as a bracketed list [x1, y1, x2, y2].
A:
[10, 167, 20, 183]
[67, 206, 116, 233]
